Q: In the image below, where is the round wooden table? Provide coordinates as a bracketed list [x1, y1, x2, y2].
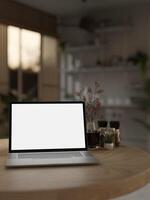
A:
[0, 139, 150, 200]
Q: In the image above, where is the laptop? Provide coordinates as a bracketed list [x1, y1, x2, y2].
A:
[6, 102, 98, 167]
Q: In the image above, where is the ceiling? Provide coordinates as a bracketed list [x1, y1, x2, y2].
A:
[15, 0, 150, 16]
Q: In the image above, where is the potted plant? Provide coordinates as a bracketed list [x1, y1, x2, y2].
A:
[127, 51, 149, 78]
[104, 134, 114, 150]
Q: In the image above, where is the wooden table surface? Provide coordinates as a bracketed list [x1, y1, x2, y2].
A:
[0, 139, 150, 200]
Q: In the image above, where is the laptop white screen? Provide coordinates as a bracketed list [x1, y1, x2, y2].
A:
[11, 103, 86, 151]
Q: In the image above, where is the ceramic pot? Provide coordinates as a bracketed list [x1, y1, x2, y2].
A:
[104, 143, 114, 150]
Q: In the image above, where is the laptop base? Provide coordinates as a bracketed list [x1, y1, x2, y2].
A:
[6, 151, 98, 168]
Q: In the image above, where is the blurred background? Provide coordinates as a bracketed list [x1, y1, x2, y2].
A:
[0, 0, 150, 152]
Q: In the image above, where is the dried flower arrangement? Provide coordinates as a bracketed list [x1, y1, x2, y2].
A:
[76, 82, 103, 124]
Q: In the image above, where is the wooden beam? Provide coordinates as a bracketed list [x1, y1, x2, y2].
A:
[0, 0, 57, 37]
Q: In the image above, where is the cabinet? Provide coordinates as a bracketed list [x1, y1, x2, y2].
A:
[63, 63, 142, 106]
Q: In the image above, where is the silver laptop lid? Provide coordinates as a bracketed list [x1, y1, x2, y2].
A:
[9, 102, 87, 152]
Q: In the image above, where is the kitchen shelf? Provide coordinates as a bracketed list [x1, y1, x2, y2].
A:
[66, 25, 132, 54]
[66, 45, 101, 53]
[96, 25, 132, 33]
[101, 105, 137, 109]
[66, 65, 139, 75]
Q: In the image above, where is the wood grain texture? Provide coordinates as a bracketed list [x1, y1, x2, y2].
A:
[0, 0, 57, 37]
[0, 139, 150, 200]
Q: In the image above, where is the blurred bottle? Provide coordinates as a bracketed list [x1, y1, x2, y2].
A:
[109, 121, 121, 146]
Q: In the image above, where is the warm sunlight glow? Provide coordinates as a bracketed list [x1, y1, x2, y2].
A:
[21, 29, 41, 72]
[7, 26, 20, 69]
[8, 26, 41, 72]
[42, 36, 58, 67]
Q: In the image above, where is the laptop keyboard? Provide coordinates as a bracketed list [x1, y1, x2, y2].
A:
[18, 152, 82, 159]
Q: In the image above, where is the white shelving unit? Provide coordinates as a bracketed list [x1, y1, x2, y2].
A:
[96, 25, 132, 33]
[66, 65, 140, 75]
[65, 24, 132, 54]
[66, 45, 101, 53]
[60, 21, 135, 101]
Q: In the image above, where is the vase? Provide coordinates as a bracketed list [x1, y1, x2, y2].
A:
[86, 121, 96, 133]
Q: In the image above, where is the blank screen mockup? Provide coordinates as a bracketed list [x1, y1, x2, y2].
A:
[11, 103, 86, 150]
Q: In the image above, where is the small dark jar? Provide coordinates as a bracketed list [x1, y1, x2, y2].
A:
[87, 131, 99, 148]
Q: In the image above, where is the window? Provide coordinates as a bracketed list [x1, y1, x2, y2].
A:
[7, 26, 41, 99]
[7, 26, 20, 69]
